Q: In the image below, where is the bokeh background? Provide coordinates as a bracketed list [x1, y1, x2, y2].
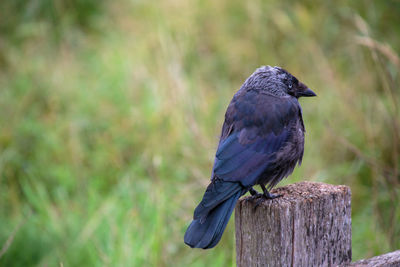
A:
[1, 0, 399, 266]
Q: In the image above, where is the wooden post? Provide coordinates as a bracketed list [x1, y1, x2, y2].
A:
[235, 182, 352, 267]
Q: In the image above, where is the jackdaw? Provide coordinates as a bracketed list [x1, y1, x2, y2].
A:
[184, 66, 316, 249]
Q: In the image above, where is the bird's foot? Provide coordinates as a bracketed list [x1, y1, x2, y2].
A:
[246, 188, 264, 207]
[253, 194, 283, 210]
[251, 185, 283, 210]
[261, 184, 282, 200]
[249, 187, 263, 198]
[263, 191, 282, 200]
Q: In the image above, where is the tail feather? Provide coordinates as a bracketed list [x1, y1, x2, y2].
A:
[184, 183, 246, 249]
[194, 179, 243, 222]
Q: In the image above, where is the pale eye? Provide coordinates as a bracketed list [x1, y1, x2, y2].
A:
[288, 84, 292, 89]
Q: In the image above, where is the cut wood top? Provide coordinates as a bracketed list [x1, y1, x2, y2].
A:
[240, 181, 351, 205]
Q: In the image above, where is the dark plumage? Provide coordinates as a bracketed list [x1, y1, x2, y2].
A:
[184, 66, 316, 249]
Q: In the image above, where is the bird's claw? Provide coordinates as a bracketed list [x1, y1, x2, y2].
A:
[250, 193, 264, 199]
[252, 193, 283, 211]
[247, 186, 282, 210]
[265, 193, 282, 200]
[245, 194, 261, 204]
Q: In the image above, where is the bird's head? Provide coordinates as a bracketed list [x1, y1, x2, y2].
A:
[244, 66, 316, 98]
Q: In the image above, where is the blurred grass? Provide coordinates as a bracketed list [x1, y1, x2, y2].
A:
[0, 0, 400, 266]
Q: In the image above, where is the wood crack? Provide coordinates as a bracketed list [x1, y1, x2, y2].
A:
[234, 182, 352, 267]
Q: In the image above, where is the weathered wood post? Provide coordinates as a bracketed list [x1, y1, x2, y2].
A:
[235, 182, 352, 267]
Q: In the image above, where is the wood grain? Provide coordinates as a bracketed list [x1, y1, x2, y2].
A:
[235, 182, 352, 267]
[347, 250, 400, 267]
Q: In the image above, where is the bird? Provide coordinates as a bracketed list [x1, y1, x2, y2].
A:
[184, 66, 316, 249]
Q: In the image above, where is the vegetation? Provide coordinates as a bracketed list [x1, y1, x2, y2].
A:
[1, 0, 399, 266]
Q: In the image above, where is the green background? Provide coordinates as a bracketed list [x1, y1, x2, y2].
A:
[1, 0, 399, 266]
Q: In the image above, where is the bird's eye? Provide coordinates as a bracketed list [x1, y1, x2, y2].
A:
[288, 83, 292, 89]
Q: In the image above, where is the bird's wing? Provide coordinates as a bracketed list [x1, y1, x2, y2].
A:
[212, 91, 301, 187]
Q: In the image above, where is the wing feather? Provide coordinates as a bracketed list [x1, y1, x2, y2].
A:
[212, 93, 300, 187]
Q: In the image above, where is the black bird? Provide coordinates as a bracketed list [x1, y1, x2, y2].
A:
[184, 66, 316, 249]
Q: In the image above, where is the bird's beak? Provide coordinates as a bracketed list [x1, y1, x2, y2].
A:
[300, 88, 317, 97]
[297, 82, 316, 98]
